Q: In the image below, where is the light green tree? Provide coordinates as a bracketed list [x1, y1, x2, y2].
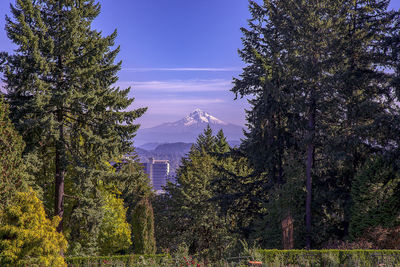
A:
[98, 191, 132, 255]
[0, 188, 67, 267]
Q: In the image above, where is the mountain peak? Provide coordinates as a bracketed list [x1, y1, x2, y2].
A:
[135, 108, 244, 145]
[191, 108, 204, 114]
[182, 109, 228, 126]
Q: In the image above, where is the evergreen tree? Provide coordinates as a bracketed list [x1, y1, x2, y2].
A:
[164, 127, 236, 259]
[1, 0, 145, 253]
[319, 0, 400, 243]
[113, 157, 153, 221]
[131, 198, 156, 254]
[349, 156, 400, 240]
[210, 149, 256, 241]
[215, 129, 230, 154]
[194, 125, 216, 152]
[233, 0, 400, 248]
[233, 0, 344, 248]
[0, 98, 26, 206]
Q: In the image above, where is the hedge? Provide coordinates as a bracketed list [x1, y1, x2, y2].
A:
[256, 249, 400, 267]
[65, 254, 171, 266]
[63, 250, 400, 266]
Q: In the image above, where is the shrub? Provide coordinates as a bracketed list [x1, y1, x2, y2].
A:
[66, 254, 170, 266]
[0, 188, 67, 266]
[257, 249, 400, 266]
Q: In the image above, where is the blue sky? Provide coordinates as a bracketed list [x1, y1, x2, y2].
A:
[1, 1, 400, 128]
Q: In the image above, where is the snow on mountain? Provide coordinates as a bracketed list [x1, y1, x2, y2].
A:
[134, 109, 244, 146]
[181, 108, 228, 126]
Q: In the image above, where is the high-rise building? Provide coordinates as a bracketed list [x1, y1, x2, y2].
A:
[143, 158, 170, 192]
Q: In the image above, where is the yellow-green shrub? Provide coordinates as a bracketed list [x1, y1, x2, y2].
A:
[0, 188, 67, 266]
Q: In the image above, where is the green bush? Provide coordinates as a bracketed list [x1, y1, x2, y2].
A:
[66, 254, 171, 266]
[65, 250, 400, 266]
[257, 249, 400, 266]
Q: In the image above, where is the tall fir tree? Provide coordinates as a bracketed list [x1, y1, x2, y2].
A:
[233, 0, 400, 248]
[164, 127, 237, 259]
[1, 0, 146, 254]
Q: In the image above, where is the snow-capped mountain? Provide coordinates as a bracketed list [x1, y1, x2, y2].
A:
[161, 108, 228, 127]
[134, 109, 244, 146]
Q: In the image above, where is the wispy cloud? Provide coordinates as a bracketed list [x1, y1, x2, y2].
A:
[122, 67, 241, 72]
[136, 98, 225, 106]
[117, 79, 232, 92]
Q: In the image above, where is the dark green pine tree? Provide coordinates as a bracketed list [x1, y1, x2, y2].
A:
[232, 0, 294, 184]
[164, 127, 235, 259]
[233, 0, 344, 248]
[310, 0, 400, 246]
[233, 0, 400, 248]
[1, 0, 146, 253]
[349, 156, 400, 241]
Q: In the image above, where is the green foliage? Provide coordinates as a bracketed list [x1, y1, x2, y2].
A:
[113, 157, 153, 221]
[160, 127, 244, 259]
[232, 0, 400, 248]
[251, 173, 306, 248]
[0, 98, 26, 206]
[349, 156, 400, 240]
[66, 250, 400, 266]
[66, 254, 171, 267]
[132, 198, 156, 254]
[210, 149, 256, 242]
[0, 188, 67, 267]
[257, 250, 400, 266]
[98, 191, 132, 255]
[1, 0, 146, 254]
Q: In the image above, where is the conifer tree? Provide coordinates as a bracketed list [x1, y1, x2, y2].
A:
[194, 125, 216, 152]
[233, 0, 400, 248]
[0, 98, 26, 206]
[215, 129, 230, 154]
[349, 156, 400, 240]
[234, 0, 344, 248]
[131, 198, 156, 254]
[0, 0, 146, 251]
[164, 127, 235, 258]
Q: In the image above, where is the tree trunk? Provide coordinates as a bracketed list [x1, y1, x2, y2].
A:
[55, 110, 65, 233]
[305, 98, 315, 249]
